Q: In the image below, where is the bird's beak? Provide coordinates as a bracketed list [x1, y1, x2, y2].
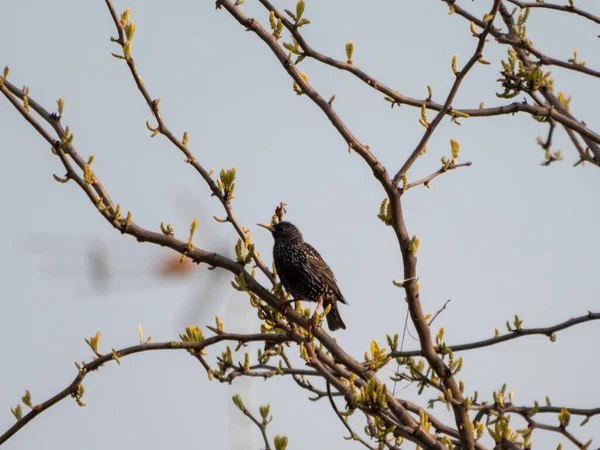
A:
[257, 223, 275, 232]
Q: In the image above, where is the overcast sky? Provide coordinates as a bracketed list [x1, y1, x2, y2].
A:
[1, 1, 600, 449]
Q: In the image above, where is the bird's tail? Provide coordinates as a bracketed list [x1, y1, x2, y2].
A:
[325, 302, 346, 331]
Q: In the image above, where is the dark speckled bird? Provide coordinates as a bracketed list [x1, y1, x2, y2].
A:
[258, 221, 347, 331]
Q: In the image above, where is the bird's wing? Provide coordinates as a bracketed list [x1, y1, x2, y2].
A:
[303, 243, 348, 305]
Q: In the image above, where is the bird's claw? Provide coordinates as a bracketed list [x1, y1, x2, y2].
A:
[279, 302, 288, 315]
[279, 299, 295, 315]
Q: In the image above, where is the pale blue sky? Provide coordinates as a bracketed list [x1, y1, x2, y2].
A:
[1, 1, 599, 449]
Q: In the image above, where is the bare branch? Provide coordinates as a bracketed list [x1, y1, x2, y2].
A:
[403, 163, 471, 192]
[2, 2, 599, 449]
[391, 312, 600, 358]
[441, 0, 600, 163]
[394, 0, 501, 185]
[103, 0, 275, 284]
[495, 1, 600, 164]
[0, 333, 288, 446]
[506, 0, 600, 25]
[428, 299, 452, 327]
[257, 0, 587, 126]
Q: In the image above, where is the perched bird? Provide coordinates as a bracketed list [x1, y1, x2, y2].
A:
[258, 221, 348, 331]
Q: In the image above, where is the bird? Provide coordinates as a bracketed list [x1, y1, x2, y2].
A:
[258, 221, 347, 331]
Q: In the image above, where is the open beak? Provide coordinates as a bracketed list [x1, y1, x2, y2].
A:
[257, 223, 275, 232]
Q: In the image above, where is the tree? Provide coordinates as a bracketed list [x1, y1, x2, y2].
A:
[1, 1, 599, 449]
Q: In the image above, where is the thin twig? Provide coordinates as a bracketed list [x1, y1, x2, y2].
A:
[326, 382, 378, 450]
[404, 163, 471, 192]
[231, 395, 273, 450]
[428, 299, 452, 326]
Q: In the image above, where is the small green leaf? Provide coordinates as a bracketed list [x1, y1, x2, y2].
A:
[11, 405, 22, 420]
[295, 0, 305, 21]
[274, 435, 288, 450]
[232, 394, 245, 411]
[284, 9, 296, 21]
[21, 391, 32, 409]
[346, 41, 354, 64]
[259, 404, 271, 422]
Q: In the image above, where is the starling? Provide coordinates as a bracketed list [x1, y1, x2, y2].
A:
[258, 221, 348, 331]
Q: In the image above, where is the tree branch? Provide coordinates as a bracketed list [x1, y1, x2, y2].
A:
[495, 1, 600, 164]
[0, 333, 288, 446]
[391, 312, 600, 358]
[506, 0, 600, 26]
[496, 34, 600, 80]
[2, 2, 599, 449]
[0, 77, 321, 334]
[384, 3, 504, 449]
[394, 0, 500, 185]
[403, 163, 471, 192]
[0, 25, 448, 450]
[257, 0, 587, 127]
[103, 0, 276, 284]
[441, 0, 600, 163]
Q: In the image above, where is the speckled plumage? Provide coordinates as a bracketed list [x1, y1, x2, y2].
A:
[267, 222, 347, 331]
